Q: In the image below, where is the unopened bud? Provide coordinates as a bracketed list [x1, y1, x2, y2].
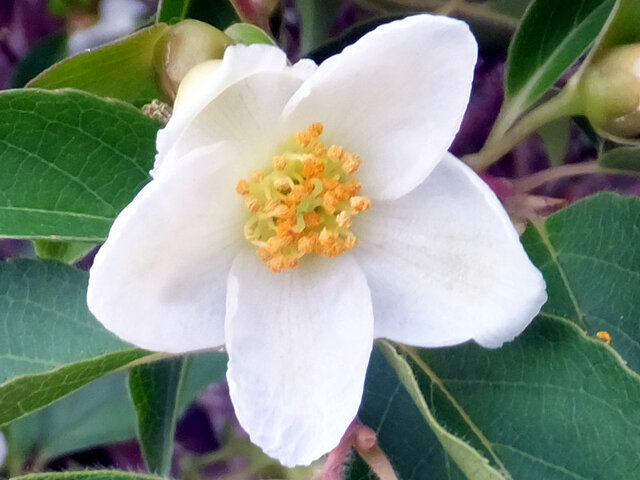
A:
[154, 19, 233, 99]
[579, 43, 640, 141]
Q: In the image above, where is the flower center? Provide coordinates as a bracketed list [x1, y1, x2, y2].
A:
[236, 123, 371, 273]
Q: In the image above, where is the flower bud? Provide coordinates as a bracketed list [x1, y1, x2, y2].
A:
[579, 43, 640, 141]
[154, 19, 233, 99]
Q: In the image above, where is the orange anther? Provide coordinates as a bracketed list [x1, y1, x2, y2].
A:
[236, 179, 250, 195]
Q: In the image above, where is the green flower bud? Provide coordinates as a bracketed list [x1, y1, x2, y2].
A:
[154, 19, 233, 100]
[579, 43, 640, 142]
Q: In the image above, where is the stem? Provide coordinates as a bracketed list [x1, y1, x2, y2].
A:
[512, 160, 640, 192]
[465, 88, 583, 171]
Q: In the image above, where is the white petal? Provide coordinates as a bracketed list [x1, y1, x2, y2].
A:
[155, 44, 315, 174]
[282, 14, 477, 200]
[88, 143, 247, 353]
[157, 71, 307, 177]
[352, 154, 547, 348]
[225, 252, 374, 466]
[0, 433, 6, 468]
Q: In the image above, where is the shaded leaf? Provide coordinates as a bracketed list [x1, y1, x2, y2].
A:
[598, 146, 640, 171]
[130, 358, 185, 475]
[8, 352, 227, 465]
[0, 259, 152, 426]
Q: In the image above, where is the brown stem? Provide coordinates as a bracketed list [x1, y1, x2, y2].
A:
[511, 161, 640, 192]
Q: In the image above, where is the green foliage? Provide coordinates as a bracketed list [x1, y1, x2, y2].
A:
[599, 146, 640, 171]
[505, 0, 616, 120]
[0, 89, 159, 242]
[599, 0, 640, 48]
[347, 193, 640, 479]
[8, 352, 227, 466]
[28, 25, 170, 106]
[130, 358, 186, 475]
[523, 193, 640, 373]
[8, 372, 138, 465]
[0, 259, 151, 426]
[130, 353, 228, 475]
[224, 23, 275, 46]
[157, 0, 240, 29]
[12, 471, 167, 480]
[33, 240, 97, 264]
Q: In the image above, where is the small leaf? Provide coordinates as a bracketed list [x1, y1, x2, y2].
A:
[598, 145, 640, 171]
[28, 24, 170, 106]
[129, 358, 186, 475]
[504, 0, 616, 122]
[0, 89, 159, 241]
[158, 0, 240, 29]
[33, 240, 97, 264]
[0, 259, 153, 426]
[156, 0, 190, 24]
[224, 23, 275, 45]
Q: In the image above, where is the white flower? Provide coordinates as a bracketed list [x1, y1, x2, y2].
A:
[0, 432, 6, 468]
[87, 14, 547, 467]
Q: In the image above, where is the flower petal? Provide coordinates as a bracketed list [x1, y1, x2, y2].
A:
[155, 44, 316, 174]
[225, 252, 374, 466]
[282, 14, 477, 200]
[88, 142, 247, 353]
[157, 71, 307, 178]
[0, 432, 6, 468]
[352, 154, 547, 348]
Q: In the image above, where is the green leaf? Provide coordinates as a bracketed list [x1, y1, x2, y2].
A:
[599, 0, 640, 48]
[157, 0, 240, 29]
[7, 372, 138, 465]
[522, 193, 640, 373]
[224, 23, 275, 45]
[129, 352, 227, 474]
[538, 117, 571, 167]
[345, 342, 504, 480]
[157, 0, 190, 24]
[298, 0, 343, 54]
[129, 358, 186, 475]
[33, 240, 97, 264]
[0, 259, 152, 426]
[0, 89, 159, 241]
[8, 352, 227, 465]
[504, 0, 616, 122]
[599, 146, 640, 171]
[11, 471, 167, 480]
[27, 25, 170, 106]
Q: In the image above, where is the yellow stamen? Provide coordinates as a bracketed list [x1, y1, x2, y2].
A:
[237, 123, 371, 272]
[596, 331, 612, 344]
